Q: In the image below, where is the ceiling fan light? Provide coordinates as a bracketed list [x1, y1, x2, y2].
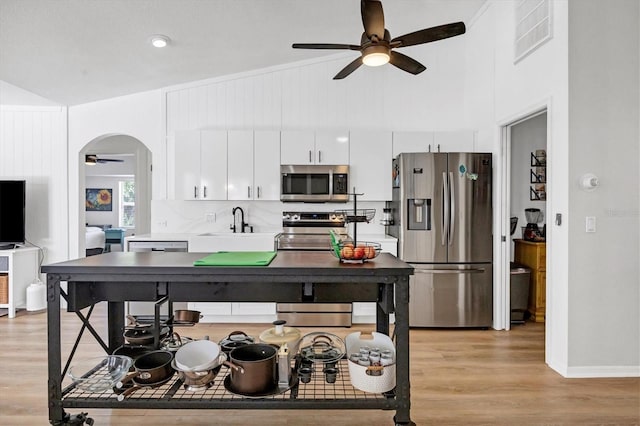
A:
[150, 34, 170, 48]
[362, 45, 390, 67]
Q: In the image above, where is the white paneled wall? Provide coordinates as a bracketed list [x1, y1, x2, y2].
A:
[164, 41, 468, 134]
[0, 106, 69, 265]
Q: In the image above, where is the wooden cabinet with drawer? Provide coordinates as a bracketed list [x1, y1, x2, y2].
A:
[514, 239, 546, 322]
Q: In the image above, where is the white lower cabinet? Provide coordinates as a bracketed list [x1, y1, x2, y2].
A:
[352, 238, 397, 324]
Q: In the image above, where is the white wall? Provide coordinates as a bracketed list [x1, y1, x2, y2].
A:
[567, 0, 639, 375]
[467, 0, 638, 377]
[68, 90, 162, 258]
[0, 101, 68, 267]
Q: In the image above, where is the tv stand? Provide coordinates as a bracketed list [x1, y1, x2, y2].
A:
[0, 246, 39, 318]
[0, 243, 16, 250]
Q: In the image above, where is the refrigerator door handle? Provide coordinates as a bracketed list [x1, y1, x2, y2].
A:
[412, 268, 486, 274]
[442, 172, 448, 246]
[448, 171, 455, 246]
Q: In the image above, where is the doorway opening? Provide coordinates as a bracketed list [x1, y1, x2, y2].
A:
[501, 108, 548, 332]
[79, 135, 151, 256]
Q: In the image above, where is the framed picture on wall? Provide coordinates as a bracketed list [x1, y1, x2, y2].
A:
[86, 188, 113, 211]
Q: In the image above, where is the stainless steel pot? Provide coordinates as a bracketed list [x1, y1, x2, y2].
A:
[227, 344, 277, 395]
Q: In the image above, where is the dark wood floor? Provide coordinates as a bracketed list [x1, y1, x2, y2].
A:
[1, 305, 638, 425]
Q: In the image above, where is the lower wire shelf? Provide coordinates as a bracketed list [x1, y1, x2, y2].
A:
[61, 359, 396, 409]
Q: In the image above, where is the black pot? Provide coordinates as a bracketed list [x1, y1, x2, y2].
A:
[124, 326, 170, 346]
[112, 345, 152, 371]
[219, 331, 254, 354]
[133, 350, 174, 385]
[228, 344, 277, 395]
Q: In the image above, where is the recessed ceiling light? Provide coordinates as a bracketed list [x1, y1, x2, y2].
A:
[150, 34, 170, 48]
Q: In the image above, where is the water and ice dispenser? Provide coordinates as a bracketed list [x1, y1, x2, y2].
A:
[407, 198, 431, 230]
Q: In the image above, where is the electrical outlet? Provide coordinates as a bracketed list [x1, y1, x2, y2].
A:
[157, 220, 167, 228]
[586, 216, 596, 233]
[206, 213, 216, 223]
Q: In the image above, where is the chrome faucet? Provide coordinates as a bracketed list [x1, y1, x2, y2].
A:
[231, 206, 252, 233]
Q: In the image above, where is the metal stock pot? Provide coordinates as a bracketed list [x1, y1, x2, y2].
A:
[227, 344, 277, 395]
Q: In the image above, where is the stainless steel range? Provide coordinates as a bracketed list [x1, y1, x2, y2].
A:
[275, 211, 352, 327]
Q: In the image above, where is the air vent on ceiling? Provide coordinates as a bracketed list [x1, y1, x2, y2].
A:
[514, 0, 552, 63]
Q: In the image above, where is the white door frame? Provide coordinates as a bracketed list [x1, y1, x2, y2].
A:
[497, 100, 550, 332]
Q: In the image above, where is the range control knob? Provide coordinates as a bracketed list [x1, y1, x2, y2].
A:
[292, 214, 300, 221]
[283, 213, 291, 220]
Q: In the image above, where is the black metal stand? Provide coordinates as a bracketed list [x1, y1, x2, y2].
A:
[44, 252, 414, 425]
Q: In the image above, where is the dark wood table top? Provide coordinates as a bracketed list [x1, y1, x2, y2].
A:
[42, 251, 413, 278]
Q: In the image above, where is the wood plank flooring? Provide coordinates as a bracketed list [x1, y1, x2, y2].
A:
[1, 306, 638, 425]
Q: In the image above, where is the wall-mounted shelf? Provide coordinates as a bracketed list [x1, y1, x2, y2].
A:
[529, 151, 546, 201]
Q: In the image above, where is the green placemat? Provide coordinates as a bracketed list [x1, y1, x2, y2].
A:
[193, 251, 277, 266]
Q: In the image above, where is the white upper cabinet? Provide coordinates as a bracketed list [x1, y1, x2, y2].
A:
[253, 130, 281, 200]
[280, 130, 315, 165]
[349, 130, 392, 201]
[314, 130, 349, 165]
[174, 130, 227, 200]
[392, 131, 434, 157]
[228, 130, 281, 200]
[227, 130, 254, 200]
[433, 130, 475, 152]
[392, 130, 475, 156]
[280, 130, 349, 165]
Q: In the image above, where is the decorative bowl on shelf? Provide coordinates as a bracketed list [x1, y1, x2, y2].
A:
[331, 241, 381, 263]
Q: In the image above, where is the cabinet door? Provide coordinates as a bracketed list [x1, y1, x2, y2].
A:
[280, 130, 315, 164]
[174, 130, 201, 200]
[231, 302, 276, 316]
[315, 129, 350, 165]
[200, 130, 228, 200]
[433, 130, 475, 152]
[392, 131, 434, 157]
[227, 130, 254, 200]
[254, 130, 281, 200]
[349, 130, 392, 200]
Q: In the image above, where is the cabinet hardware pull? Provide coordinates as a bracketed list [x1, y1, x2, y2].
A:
[309, 150, 312, 163]
[203, 186, 207, 198]
[194, 186, 198, 199]
[248, 186, 251, 198]
[257, 186, 261, 199]
[318, 151, 322, 163]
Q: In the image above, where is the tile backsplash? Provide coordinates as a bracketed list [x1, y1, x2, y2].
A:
[151, 200, 388, 236]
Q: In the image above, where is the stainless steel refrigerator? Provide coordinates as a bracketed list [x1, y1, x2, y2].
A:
[388, 152, 493, 327]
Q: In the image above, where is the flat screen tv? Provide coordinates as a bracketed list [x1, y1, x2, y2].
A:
[0, 180, 26, 249]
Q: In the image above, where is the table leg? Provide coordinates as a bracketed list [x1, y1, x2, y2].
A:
[393, 275, 413, 425]
[47, 274, 64, 424]
[107, 301, 125, 352]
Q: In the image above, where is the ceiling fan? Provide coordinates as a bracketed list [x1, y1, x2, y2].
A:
[85, 155, 124, 165]
[292, 0, 466, 79]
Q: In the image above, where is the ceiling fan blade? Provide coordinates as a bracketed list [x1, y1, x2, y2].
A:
[361, 0, 385, 39]
[389, 51, 426, 75]
[333, 57, 363, 80]
[391, 22, 466, 48]
[292, 43, 360, 50]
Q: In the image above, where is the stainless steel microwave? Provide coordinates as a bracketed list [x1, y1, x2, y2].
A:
[280, 165, 349, 202]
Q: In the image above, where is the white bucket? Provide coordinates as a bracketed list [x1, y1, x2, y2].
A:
[26, 280, 46, 312]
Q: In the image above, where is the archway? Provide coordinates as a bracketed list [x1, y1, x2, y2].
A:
[78, 134, 151, 255]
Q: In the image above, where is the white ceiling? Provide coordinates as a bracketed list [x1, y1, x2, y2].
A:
[0, 0, 486, 106]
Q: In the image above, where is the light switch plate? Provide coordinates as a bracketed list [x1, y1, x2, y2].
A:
[586, 216, 596, 233]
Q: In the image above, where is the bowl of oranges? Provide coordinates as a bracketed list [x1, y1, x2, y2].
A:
[331, 241, 381, 263]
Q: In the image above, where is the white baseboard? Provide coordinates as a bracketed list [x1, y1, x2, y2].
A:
[565, 365, 640, 378]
